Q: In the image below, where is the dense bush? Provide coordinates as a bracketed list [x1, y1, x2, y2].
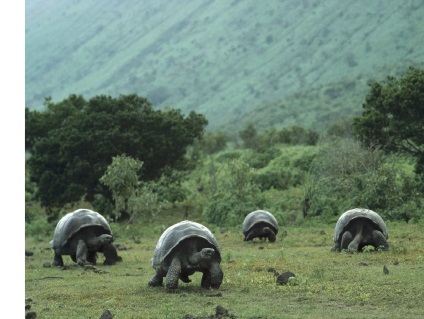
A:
[304, 137, 422, 222]
[238, 125, 319, 152]
[253, 145, 317, 191]
[244, 147, 281, 169]
[202, 159, 265, 226]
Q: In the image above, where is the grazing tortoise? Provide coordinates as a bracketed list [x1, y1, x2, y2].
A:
[50, 209, 122, 266]
[331, 208, 389, 252]
[148, 220, 223, 293]
[242, 210, 279, 242]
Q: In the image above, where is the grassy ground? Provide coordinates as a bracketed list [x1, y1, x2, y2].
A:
[25, 218, 424, 319]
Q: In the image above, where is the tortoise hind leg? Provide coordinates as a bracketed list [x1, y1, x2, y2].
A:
[103, 243, 122, 265]
[340, 231, 353, 251]
[372, 230, 389, 251]
[148, 268, 165, 287]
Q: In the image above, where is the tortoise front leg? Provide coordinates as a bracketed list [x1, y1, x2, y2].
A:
[103, 243, 122, 265]
[201, 261, 224, 289]
[76, 239, 88, 266]
[87, 251, 97, 265]
[52, 251, 64, 267]
[265, 228, 276, 242]
[244, 231, 256, 241]
[166, 257, 182, 293]
[209, 261, 223, 289]
[201, 270, 211, 289]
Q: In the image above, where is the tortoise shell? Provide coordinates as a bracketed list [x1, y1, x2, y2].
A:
[333, 208, 388, 243]
[242, 210, 279, 236]
[50, 209, 112, 250]
[151, 220, 221, 269]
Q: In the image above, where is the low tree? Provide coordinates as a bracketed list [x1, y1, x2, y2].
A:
[26, 94, 208, 215]
[100, 154, 162, 222]
[99, 154, 143, 216]
[353, 67, 424, 184]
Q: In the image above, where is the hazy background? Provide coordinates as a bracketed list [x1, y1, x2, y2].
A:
[25, 0, 424, 132]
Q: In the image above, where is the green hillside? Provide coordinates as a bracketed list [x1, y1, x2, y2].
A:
[25, 0, 424, 132]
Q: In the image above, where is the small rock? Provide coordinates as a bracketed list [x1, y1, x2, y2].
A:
[99, 309, 114, 319]
[25, 250, 34, 257]
[383, 265, 389, 275]
[115, 244, 127, 251]
[215, 305, 228, 316]
[61, 265, 74, 270]
[276, 271, 296, 285]
[267, 268, 279, 276]
[84, 264, 97, 271]
[25, 312, 37, 319]
[43, 262, 52, 268]
[358, 261, 369, 266]
[94, 269, 110, 274]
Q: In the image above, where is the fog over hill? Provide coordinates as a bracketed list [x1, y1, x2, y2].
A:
[25, 0, 424, 132]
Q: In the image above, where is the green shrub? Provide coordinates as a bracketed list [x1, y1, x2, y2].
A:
[305, 137, 423, 222]
[215, 150, 242, 163]
[25, 217, 53, 238]
[202, 159, 265, 226]
[244, 147, 281, 169]
[253, 169, 292, 191]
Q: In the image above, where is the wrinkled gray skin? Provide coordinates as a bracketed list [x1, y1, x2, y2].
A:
[243, 210, 279, 242]
[50, 209, 122, 266]
[331, 208, 389, 252]
[148, 221, 223, 293]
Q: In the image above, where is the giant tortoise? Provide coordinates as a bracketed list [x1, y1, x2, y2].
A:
[148, 220, 223, 293]
[50, 209, 122, 266]
[242, 210, 279, 242]
[331, 208, 389, 252]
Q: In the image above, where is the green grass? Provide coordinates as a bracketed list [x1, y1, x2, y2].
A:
[25, 219, 424, 319]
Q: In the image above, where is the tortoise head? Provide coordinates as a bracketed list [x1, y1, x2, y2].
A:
[200, 248, 215, 260]
[98, 234, 114, 245]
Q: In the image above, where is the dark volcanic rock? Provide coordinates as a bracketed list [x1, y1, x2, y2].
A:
[99, 309, 114, 319]
[25, 250, 34, 256]
[25, 312, 37, 319]
[276, 271, 296, 285]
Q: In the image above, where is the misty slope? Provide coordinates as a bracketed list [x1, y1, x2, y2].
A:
[25, 0, 424, 132]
